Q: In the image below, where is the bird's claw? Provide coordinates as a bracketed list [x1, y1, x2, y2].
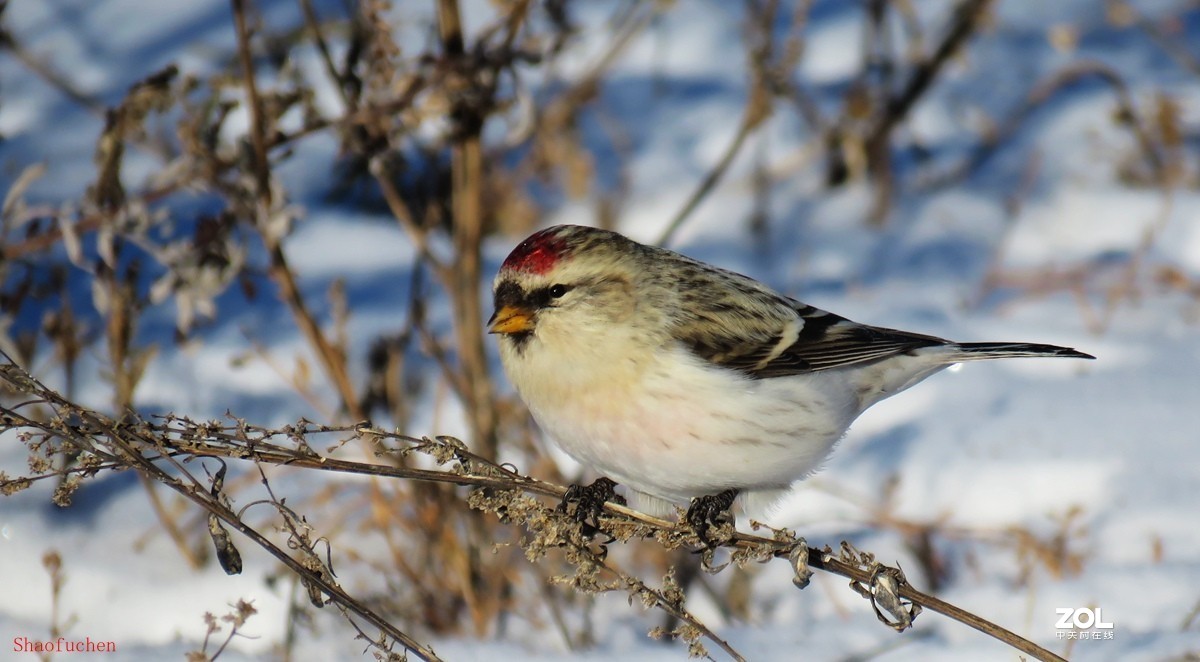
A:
[558, 477, 625, 539]
[685, 489, 738, 549]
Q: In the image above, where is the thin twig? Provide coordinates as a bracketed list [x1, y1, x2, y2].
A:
[0, 364, 439, 660]
[1137, 9, 1200, 76]
[922, 60, 1165, 189]
[1, 358, 1065, 662]
[867, 0, 994, 147]
[231, 0, 363, 421]
[859, 0, 994, 223]
[437, 0, 499, 459]
[657, 0, 776, 247]
[0, 27, 106, 113]
[231, 0, 273, 206]
[297, 0, 355, 109]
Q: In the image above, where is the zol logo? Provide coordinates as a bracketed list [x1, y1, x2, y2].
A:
[1055, 607, 1115, 640]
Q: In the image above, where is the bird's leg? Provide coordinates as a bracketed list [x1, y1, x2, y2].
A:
[685, 489, 738, 548]
[558, 477, 626, 538]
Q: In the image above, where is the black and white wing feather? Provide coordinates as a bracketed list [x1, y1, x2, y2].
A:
[656, 247, 1092, 379]
[676, 300, 947, 379]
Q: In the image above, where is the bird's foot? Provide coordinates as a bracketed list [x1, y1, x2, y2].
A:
[685, 489, 738, 549]
[558, 477, 626, 539]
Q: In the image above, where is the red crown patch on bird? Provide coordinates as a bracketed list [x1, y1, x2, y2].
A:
[501, 227, 569, 275]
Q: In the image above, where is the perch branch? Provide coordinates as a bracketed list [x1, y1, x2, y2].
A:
[0, 356, 1065, 662]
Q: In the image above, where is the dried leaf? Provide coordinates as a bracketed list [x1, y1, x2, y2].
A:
[2, 162, 46, 220]
[57, 215, 84, 266]
[208, 513, 243, 575]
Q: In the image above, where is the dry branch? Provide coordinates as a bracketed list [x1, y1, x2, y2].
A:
[860, 0, 994, 223]
[922, 59, 1168, 189]
[232, 0, 365, 422]
[0, 355, 1065, 661]
[437, 0, 501, 460]
[657, 0, 779, 248]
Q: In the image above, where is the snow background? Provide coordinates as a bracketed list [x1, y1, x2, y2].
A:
[2, 0, 1199, 660]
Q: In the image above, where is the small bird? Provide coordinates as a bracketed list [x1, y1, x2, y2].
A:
[488, 224, 1093, 528]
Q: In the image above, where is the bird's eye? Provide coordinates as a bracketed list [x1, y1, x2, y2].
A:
[548, 284, 568, 299]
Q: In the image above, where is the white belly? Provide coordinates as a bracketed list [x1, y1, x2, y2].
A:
[508, 340, 861, 504]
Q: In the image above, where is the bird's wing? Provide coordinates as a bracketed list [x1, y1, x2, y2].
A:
[676, 302, 947, 379]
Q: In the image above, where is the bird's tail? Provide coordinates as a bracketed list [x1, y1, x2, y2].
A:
[952, 342, 1095, 361]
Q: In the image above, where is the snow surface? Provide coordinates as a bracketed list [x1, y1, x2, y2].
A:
[2, 0, 1199, 660]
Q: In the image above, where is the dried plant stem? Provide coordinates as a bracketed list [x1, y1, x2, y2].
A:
[1, 369, 439, 660]
[232, 0, 273, 204]
[151, 451, 440, 660]
[136, 472, 205, 569]
[265, 241, 364, 420]
[657, 1, 776, 248]
[866, 0, 994, 150]
[437, 0, 499, 460]
[656, 91, 769, 248]
[2, 357, 1064, 662]
[925, 60, 1166, 189]
[0, 26, 106, 113]
[297, 0, 354, 111]
[861, 0, 995, 223]
[231, 0, 363, 421]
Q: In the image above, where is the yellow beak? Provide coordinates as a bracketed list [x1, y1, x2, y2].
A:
[487, 305, 535, 335]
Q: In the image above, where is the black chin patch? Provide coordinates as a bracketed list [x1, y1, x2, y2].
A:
[507, 331, 533, 353]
